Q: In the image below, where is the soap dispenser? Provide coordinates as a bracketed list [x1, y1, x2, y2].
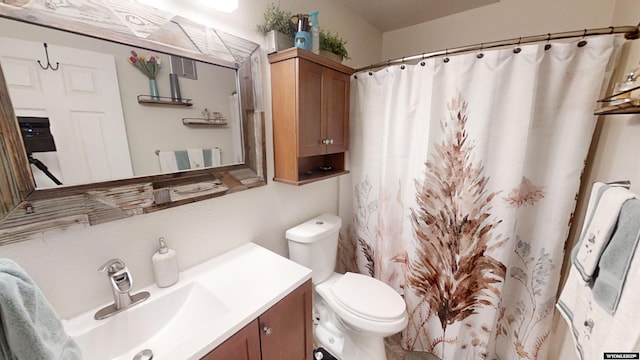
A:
[152, 237, 178, 288]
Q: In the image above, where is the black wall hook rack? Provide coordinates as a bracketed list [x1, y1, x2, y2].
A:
[37, 43, 59, 71]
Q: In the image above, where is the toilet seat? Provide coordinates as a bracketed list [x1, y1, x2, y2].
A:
[331, 272, 406, 322]
[314, 273, 409, 338]
[316, 272, 408, 336]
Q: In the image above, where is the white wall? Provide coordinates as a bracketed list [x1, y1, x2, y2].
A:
[382, 0, 616, 61]
[594, 0, 640, 193]
[0, 0, 381, 319]
[144, 0, 382, 70]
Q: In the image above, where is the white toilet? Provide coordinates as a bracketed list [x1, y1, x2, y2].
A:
[286, 214, 408, 360]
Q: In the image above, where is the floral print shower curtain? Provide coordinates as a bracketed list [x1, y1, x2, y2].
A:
[341, 36, 616, 359]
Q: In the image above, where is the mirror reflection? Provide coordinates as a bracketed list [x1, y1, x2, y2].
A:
[0, 18, 243, 189]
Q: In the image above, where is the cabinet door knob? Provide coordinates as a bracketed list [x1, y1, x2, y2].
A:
[321, 139, 328, 145]
[329, 139, 334, 144]
[263, 326, 273, 336]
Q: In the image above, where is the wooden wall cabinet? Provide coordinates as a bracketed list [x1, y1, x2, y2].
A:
[269, 48, 354, 185]
[201, 280, 313, 360]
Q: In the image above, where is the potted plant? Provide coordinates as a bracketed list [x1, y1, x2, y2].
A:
[256, 3, 296, 54]
[319, 30, 349, 63]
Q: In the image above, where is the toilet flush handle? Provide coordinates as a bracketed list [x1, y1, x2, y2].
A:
[263, 326, 273, 336]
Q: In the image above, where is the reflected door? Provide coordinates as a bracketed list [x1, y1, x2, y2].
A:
[0, 36, 132, 188]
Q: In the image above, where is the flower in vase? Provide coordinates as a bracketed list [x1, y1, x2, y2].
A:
[128, 50, 161, 79]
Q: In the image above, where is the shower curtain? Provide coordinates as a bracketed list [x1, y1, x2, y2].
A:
[340, 36, 617, 359]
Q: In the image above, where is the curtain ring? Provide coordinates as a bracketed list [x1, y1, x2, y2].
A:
[368, 64, 373, 76]
[477, 43, 484, 59]
[577, 29, 588, 47]
[420, 53, 426, 66]
[400, 57, 405, 70]
[544, 33, 552, 51]
[513, 37, 522, 54]
[609, 26, 615, 34]
[443, 48, 450, 63]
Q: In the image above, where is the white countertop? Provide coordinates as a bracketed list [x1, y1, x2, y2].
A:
[63, 243, 312, 360]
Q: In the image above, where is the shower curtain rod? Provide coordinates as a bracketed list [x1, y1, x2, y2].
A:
[356, 24, 640, 72]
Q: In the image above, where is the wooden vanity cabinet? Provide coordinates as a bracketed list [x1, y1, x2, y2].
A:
[201, 280, 312, 360]
[259, 279, 313, 360]
[269, 48, 354, 185]
[201, 320, 261, 360]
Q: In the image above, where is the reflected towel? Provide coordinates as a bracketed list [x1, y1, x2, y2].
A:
[158, 151, 179, 172]
[573, 185, 636, 282]
[159, 148, 221, 172]
[0, 258, 81, 360]
[592, 198, 640, 313]
[187, 148, 205, 169]
[204, 148, 221, 167]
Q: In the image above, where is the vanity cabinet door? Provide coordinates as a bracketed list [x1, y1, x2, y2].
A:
[259, 280, 313, 360]
[201, 319, 261, 360]
[201, 280, 312, 360]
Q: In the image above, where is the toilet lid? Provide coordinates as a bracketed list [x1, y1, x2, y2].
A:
[330, 272, 405, 321]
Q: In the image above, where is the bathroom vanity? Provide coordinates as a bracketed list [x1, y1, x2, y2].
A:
[63, 243, 312, 360]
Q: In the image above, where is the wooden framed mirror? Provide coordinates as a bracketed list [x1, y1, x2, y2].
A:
[0, 1, 266, 244]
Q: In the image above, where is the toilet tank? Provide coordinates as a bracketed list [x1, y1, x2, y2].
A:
[286, 214, 342, 284]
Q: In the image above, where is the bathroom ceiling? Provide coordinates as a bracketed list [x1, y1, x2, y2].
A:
[341, 0, 500, 32]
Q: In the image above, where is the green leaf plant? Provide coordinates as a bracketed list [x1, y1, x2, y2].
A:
[319, 30, 350, 60]
[256, 3, 296, 38]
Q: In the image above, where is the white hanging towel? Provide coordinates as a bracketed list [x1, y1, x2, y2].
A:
[159, 148, 221, 172]
[158, 151, 179, 172]
[213, 147, 221, 166]
[558, 242, 640, 359]
[573, 185, 636, 281]
[557, 183, 640, 359]
[187, 148, 205, 169]
[204, 148, 221, 167]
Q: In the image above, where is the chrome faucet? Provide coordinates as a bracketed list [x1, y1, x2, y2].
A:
[94, 258, 150, 320]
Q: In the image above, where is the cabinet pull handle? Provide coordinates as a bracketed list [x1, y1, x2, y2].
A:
[263, 326, 273, 336]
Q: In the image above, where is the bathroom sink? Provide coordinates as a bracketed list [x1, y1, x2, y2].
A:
[64, 282, 230, 360]
[62, 243, 312, 360]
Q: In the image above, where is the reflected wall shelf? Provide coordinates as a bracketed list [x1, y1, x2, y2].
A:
[137, 95, 193, 106]
[182, 118, 228, 126]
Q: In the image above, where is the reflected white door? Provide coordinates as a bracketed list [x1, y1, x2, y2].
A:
[0, 36, 132, 188]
